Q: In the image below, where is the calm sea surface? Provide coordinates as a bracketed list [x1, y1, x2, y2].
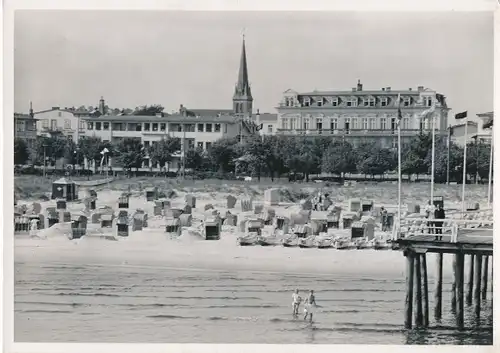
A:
[14, 239, 493, 345]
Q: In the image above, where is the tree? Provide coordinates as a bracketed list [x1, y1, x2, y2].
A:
[148, 137, 181, 172]
[185, 147, 206, 174]
[14, 138, 30, 165]
[133, 105, 164, 116]
[32, 136, 69, 166]
[78, 136, 108, 170]
[321, 139, 357, 179]
[357, 147, 395, 179]
[208, 137, 239, 173]
[466, 141, 492, 182]
[114, 138, 145, 174]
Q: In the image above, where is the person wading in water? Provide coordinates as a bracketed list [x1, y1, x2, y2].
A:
[303, 290, 317, 323]
[292, 289, 302, 317]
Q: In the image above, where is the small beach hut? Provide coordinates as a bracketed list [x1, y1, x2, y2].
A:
[132, 213, 144, 231]
[182, 203, 192, 215]
[351, 221, 365, 238]
[179, 213, 193, 227]
[101, 214, 114, 228]
[246, 219, 264, 236]
[293, 225, 309, 238]
[90, 212, 101, 224]
[204, 217, 221, 240]
[264, 188, 280, 206]
[145, 187, 158, 202]
[254, 204, 264, 214]
[226, 195, 237, 209]
[56, 199, 67, 210]
[60, 211, 71, 222]
[116, 211, 129, 237]
[185, 194, 196, 208]
[47, 210, 59, 227]
[153, 205, 163, 216]
[240, 198, 253, 212]
[274, 216, 290, 233]
[342, 212, 356, 229]
[311, 211, 328, 235]
[349, 198, 362, 213]
[466, 202, 480, 211]
[70, 214, 88, 239]
[118, 194, 129, 209]
[361, 200, 373, 212]
[166, 207, 183, 219]
[51, 178, 77, 201]
[155, 199, 170, 209]
[165, 218, 181, 237]
[14, 215, 30, 232]
[327, 211, 340, 229]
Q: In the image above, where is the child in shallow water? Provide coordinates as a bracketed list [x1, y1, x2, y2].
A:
[303, 290, 317, 323]
[292, 289, 302, 317]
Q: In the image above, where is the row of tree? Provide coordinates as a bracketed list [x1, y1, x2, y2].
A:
[14, 132, 493, 183]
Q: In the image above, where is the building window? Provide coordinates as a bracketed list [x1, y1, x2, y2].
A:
[364, 97, 375, 107]
[144, 141, 150, 148]
[424, 96, 433, 107]
[198, 123, 204, 132]
[303, 97, 311, 107]
[215, 123, 221, 132]
[177, 124, 183, 132]
[135, 123, 142, 131]
[152, 123, 158, 131]
[103, 122, 109, 130]
[42, 119, 49, 128]
[197, 142, 203, 149]
[160, 123, 166, 132]
[330, 118, 337, 130]
[316, 97, 323, 107]
[316, 121, 322, 130]
[369, 117, 376, 130]
[380, 98, 388, 107]
[303, 118, 310, 130]
[87, 122, 94, 130]
[144, 123, 150, 131]
[282, 118, 288, 129]
[403, 97, 411, 107]
[188, 139, 195, 149]
[268, 125, 273, 133]
[346, 98, 357, 107]
[58, 112, 62, 117]
[206, 142, 212, 150]
[64, 119, 71, 129]
[206, 124, 212, 132]
[362, 118, 368, 130]
[285, 97, 294, 107]
[331, 97, 339, 107]
[96, 122, 102, 131]
[392, 138, 397, 148]
[381, 118, 387, 130]
[112, 123, 124, 131]
[51, 119, 57, 130]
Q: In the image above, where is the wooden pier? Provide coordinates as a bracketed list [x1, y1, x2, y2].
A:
[394, 217, 493, 330]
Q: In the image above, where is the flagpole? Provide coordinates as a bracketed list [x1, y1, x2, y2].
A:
[461, 116, 468, 212]
[487, 130, 493, 206]
[446, 125, 451, 185]
[397, 118, 402, 234]
[430, 113, 436, 204]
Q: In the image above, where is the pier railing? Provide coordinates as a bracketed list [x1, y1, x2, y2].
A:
[392, 217, 493, 243]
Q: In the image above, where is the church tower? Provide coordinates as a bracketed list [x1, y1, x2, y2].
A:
[233, 35, 253, 118]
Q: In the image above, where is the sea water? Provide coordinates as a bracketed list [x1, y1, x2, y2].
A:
[13, 234, 493, 345]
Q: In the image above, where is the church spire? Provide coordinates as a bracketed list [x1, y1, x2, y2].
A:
[233, 33, 253, 117]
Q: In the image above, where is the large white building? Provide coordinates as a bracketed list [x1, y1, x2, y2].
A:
[275, 81, 450, 148]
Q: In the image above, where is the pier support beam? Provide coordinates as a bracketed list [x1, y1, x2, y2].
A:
[404, 251, 415, 329]
[421, 254, 429, 327]
[456, 253, 465, 330]
[414, 254, 423, 327]
[434, 253, 443, 320]
[474, 254, 482, 318]
[451, 254, 457, 311]
[466, 254, 474, 306]
[481, 255, 489, 300]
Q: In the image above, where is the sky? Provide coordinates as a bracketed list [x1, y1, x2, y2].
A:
[14, 10, 493, 125]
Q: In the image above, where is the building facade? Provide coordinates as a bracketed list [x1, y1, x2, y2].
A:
[256, 111, 279, 136]
[275, 81, 450, 148]
[14, 105, 38, 149]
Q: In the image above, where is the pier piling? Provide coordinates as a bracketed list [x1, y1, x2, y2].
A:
[474, 254, 482, 318]
[466, 254, 474, 306]
[421, 254, 429, 327]
[456, 253, 465, 329]
[414, 254, 423, 327]
[404, 251, 415, 329]
[451, 254, 457, 311]
[481, 255, 489, 299]
[434, 253, 443, 319]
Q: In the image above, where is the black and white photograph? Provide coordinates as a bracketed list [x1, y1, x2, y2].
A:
[4, 1, 496, 349]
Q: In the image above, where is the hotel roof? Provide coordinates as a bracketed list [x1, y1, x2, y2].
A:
[81, 114, 241, 124]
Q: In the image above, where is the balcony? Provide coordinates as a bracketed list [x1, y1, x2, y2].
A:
[276, 128, 440, 137]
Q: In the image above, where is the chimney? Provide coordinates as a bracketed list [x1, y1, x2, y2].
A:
[386, 87, 391, 92]
[357, 79, 363, 91]
[352, 88, 356, 92]
[256, 109, 260, 116]
[409, 88, 412, 91]
[52, 106, 60, 110]
[29, 101, 34, 118]
[99, 96, 106, 115]
[382, 88, 385, 91]
[418, 86, 424, 92]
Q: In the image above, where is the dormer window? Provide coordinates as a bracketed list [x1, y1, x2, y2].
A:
[346, 98, 357, 107]
[423, 96, 433, 107]
[403, 97, 411, 107]
[303, 97, 311, 107]
[285, 97, 295, 107]
[380, 97, 388, 107]
[364, 97, 375, 107]
[316, 97, 323, 107]
[331, 97, 339, 107]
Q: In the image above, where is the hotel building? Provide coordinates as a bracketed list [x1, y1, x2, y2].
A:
[275, 81, 450, 148]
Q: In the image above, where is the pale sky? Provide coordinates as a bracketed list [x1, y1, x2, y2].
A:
[14, 10, 493, 124]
